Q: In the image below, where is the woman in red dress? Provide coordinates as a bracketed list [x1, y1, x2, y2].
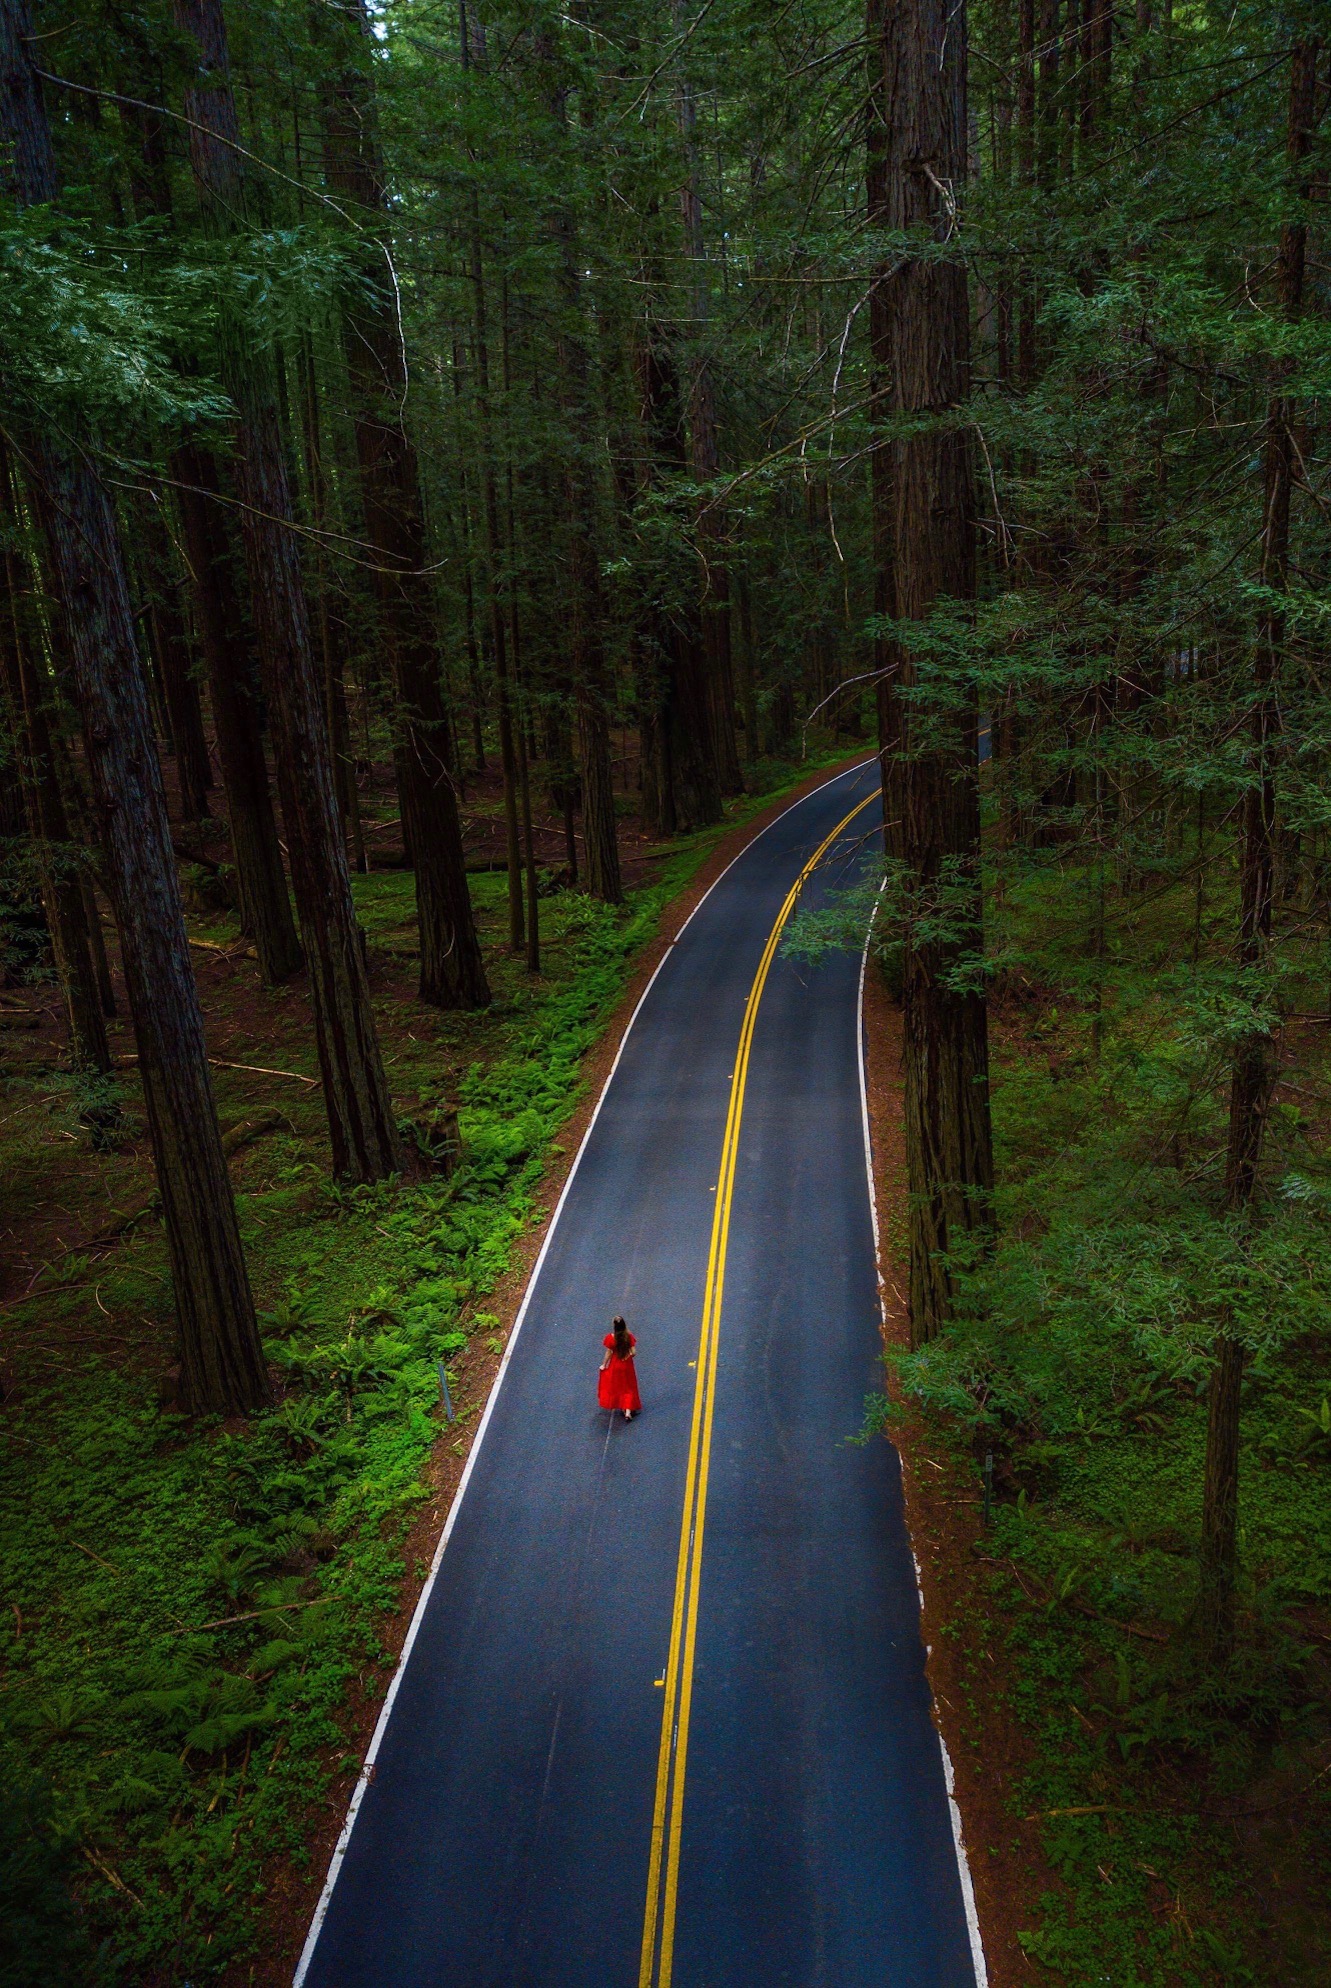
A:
[598, 1315, 642, 1420]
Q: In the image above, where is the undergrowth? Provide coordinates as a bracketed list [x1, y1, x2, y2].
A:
[885, 846, 1331, 1984]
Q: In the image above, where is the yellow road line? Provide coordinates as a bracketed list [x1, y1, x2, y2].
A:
[638, 789, 877, 1988]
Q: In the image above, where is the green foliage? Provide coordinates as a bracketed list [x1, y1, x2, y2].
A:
[0, 210, 230, 435]
[883, 846, 1331, 1980]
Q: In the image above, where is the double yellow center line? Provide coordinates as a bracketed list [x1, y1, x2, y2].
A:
[638, 790, 876, 1988]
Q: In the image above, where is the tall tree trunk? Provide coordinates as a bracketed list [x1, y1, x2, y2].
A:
[173, 0, 402, 1182]
[1078, 0, 1113, 145]
[317, 0, 488, 1009]
[1199, 37, 1319, 1659]
[868, 0, 994, 1346]
[540, 38, 622, 904]
[637, 320, 723, 836]
[470, 243, 525, 951]
[510, 589, 541, 975]
[294, 335, 367, 876]
[450, 348, 488, 774]
[84, 875, 117, 1016]
[114, 36, 304, 978]
[134, 488, 211, 826]
[501, 297, 541, 972]
[1037, 0, 1062, 185]
[671, 2, 743, 798]
[0, 0, 266, 1413]
[0, 456, 111, 1073]
[736, 566, 758, 764]
[459, 12, 524, 947]
[1016, 0, 1037, 383]
[113, 49, 211, 834]
[172, 443, 305, 984]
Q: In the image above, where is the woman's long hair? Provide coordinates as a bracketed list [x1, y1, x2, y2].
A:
[612, 1315, 632, 1360]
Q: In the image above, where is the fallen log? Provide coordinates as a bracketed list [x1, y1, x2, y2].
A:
[88, 1110, 289, 1244]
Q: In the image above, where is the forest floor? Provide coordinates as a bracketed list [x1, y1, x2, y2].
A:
[0, 739, 868, 1985]
[863, 863, 1331, 1987]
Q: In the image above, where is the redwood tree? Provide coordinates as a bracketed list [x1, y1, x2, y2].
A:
[172, 0, 402, 1182]
[0, 0, 266, 1414]
[316, 0, 489, 1009]
[636, 321, 723, 836]
[545, 33, 622, 906]
[670, 0, 742, 799]
[0, 443, 110, 1074]
[112, 91, 305, 986]
[868, 0, 994, 1344]
[170, 441, 306, 984]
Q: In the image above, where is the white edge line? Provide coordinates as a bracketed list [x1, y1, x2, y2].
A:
[855, 888, 989, 1988]
[294, 758, 876, 1984]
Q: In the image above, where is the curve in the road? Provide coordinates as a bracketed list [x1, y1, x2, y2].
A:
[296, 761, 986, 1988]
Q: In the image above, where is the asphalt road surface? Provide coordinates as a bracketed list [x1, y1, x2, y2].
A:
[297, 760, 985, 1988]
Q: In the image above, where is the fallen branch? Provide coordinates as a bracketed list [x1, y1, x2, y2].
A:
[171, 1595, 338, 1636]
[1027, 1761, 1331, 1825]
[82, 1847, 142, 1906]
[1026, 1804, 1120, 1820]
[188, 937, 257, 962]
[220, 1108, 291, 1158]
[116, 1053, 317, 1087]
[87, 1198, 157, 1245]
[1072, 1601, 1168, 1645]
[72, 1541, 119, 1575]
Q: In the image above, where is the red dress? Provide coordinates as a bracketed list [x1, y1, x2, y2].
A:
[598, 1333, 642, 1414]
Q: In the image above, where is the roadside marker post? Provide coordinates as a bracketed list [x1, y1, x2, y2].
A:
[982, 1451, 994, 1527]
[438, 1363, 456, 1423]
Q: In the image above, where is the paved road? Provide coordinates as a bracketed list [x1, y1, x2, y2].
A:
[298, 761, 983, 1988]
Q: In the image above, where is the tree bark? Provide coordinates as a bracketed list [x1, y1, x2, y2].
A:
[470, 243, 525, 951]
[1037, 0, 1062, 185]
[173, 0, 402, 1182]
[540, 37, 623, 904]
[735, 566, 758, 764]
[510, 591, 541, 975]
[637, 324, 723, 836]
[451, 353, 489, 776]
[294, 334, 367, 876]
[1078, 0, 1113, 145]
[501, 299, 541, 973]
[1016, 0, 1037, 383]
[0, 456, 111, 1073]
[458, 13, 525, 946]
[133, 487, 211, 825]
[112, 33, 304, 981]
[1200, 37, 1320, 1659]
[171, 442, 305, 984]
[868, 0, 994, 1346]
[317, 0, 488, 1008]
[0, 0, 266, 1413]
[671, 2, 743, 798]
